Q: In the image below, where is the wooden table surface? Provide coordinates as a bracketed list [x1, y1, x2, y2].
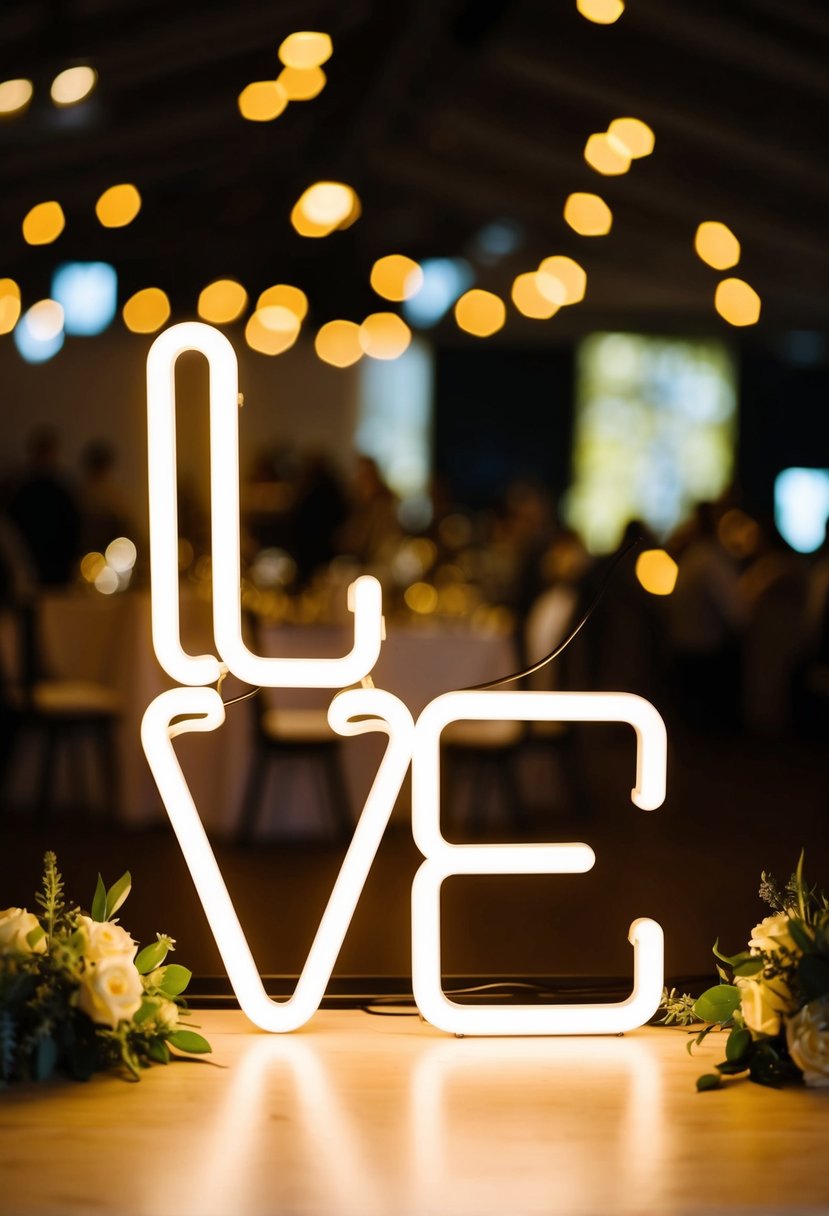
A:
[1, 1010, 827, 1216]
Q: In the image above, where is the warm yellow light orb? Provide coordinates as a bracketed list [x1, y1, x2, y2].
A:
[563, 192, 613, 236]
[95, 183, 142, 228]
[122, 288, 171, 334]
[511, 273, 560, 319]
[198, 279, 248, 324]
[278, 31, 333, 70]
[0, 279, 22, 334]
[301, 182, 354, 226]
[238, 80, 288, 122]
[695, 221, 741, 270]
[0, 79, 33, 115]
[537, 256, 587, 305]
[314, 320, 363, 368]
[277, 66, 326, 101]
[714, 278, 761, 327]
[404, 582, 439, 614]
[245, 306, 300, 355]
[584, 132, 631, 176]
[22, 200, 65, 245]
[454, 289, 506, 337]
[370, 255, 423, 302]
[607, 117, 655, 159]
[50, 65, 97, 107]
[257, 284, 308, 321]
[359, 312, 412, 360]
[576, 0, 625, 24]
[635, 550, 678, 596]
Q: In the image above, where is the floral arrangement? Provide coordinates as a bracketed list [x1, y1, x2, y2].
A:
[660, 854, 829, 1090]
[0, 852, 210, 1083]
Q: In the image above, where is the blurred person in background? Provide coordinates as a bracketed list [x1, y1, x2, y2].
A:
[4, 426, 80, 587]
[336, 455, 402, 567]
[78, 439, 135, 556]
[289, 451, 347, 586]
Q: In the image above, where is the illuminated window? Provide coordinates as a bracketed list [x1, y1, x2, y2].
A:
[566, 334, 737, 552]
[775, 469, 829, 554]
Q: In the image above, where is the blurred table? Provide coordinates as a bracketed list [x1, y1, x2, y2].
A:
[15, 590, 517, 837]
[1, 1011, 825, 1216]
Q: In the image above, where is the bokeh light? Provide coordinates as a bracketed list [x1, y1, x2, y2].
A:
[0, 279, 22, 334]
[245, 306, 300, 355]
[122, 287, 171, 334]
[714, 277, 761, 326]
[563, 193, 613, 236]
[278, 31, 333, 69]
[454, 289, 506, 337]
[607, 117, 655, 159]
[105, 537, 137, 573]
[95, 183, 142, 228]
[257, 284, 308, 320]
[695, 221, 741, 270]
[537, 256, 587, 305]
[584, 132, 631, 175]
[22, 201, 65, 246]
[511, 272, 559, 319]
[14, 302, 65, 363]
[576, 0, 625, 23]
[238, 80, 288, 122]
[370, 255, 424, 302]
[277, 66, 326, 100]
[359, 312, 412, 360]
[635, 549, 679, 596]
[50, 65, 97, 107]
[0, 79, 33, 116]
[198, 279, 248, 324]
[314, 320, 363, 367]
[51, 262, 118, 336]
[402, 258, 474, 327]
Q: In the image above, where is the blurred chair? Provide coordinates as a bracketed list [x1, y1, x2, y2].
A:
[236, 698, 352, 843]
[0, 601, 120, 816]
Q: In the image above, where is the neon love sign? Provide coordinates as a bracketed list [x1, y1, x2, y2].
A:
[140, 322, 668, 1036]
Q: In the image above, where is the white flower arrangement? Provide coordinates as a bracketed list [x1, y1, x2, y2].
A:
[0, 852, 210, 1083]
[661, 854, 829, 1090]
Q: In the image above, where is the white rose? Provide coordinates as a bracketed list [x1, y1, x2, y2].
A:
[787, 997, 829, 1087]
[0, 907, 46, 955]
[77, 954, 144, 1028]
[77, 915, 137, 963]
[156, 1000, 179, 1031]
[736, 975, 794, 1038]
[749, 913, 798, 956]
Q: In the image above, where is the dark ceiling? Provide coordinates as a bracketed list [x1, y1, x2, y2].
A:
[1, 0, 827, 340]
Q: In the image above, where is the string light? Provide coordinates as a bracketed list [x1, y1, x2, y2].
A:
[238, 81, 287, 122]
[198, 279, 248, 325]
[607, 117, 655, 159]
[95, 183, 142, 228]
[22, 201, 65, 246]
[0, 79, 33, 115]
[122, 288, 171, 334]
[370, 255, 423, 302]
[635, 550, 678, 596]
[454, 289, 506, 337]
[277, 67, 326, 101]
[278, 32, 333, 69]
[695, 221, 741, 270]
[0, 279, 22, 334]
[50, 65, 97, 107]
[576, 0, 625, 24]
[315, 320, 363, 367]
[359, 312, 412, 360]
[715, 278, 761, 327]
[537, 256, 587, 305]
[563, 193, 613, 236]
[584, 132, 631, 176]
[257, 284, 308, 320]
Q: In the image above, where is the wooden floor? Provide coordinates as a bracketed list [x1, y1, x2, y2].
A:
[2, 1010, 828, 1216]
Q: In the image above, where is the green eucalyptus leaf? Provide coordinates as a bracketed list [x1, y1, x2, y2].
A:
[712, 940, 752, 968]
[91, 874, 107, 923]
[133, 999, 157, 1025]
[168, 1029, 211, 1055]
[725, 1026, 753, 1063]
[798, 954, 829, 1002]
[733, 958, 764, 978]
[693, 984, 741, 1024]
[135, 940, 168, 975]
[146, 1038, 170, 1064]
[105, 871, 131, 920]
[159, 964, 191, 997]
[696, 1073, 722, 1092]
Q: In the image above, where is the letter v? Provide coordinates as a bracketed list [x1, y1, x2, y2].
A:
[141, 685, 414, 1031]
